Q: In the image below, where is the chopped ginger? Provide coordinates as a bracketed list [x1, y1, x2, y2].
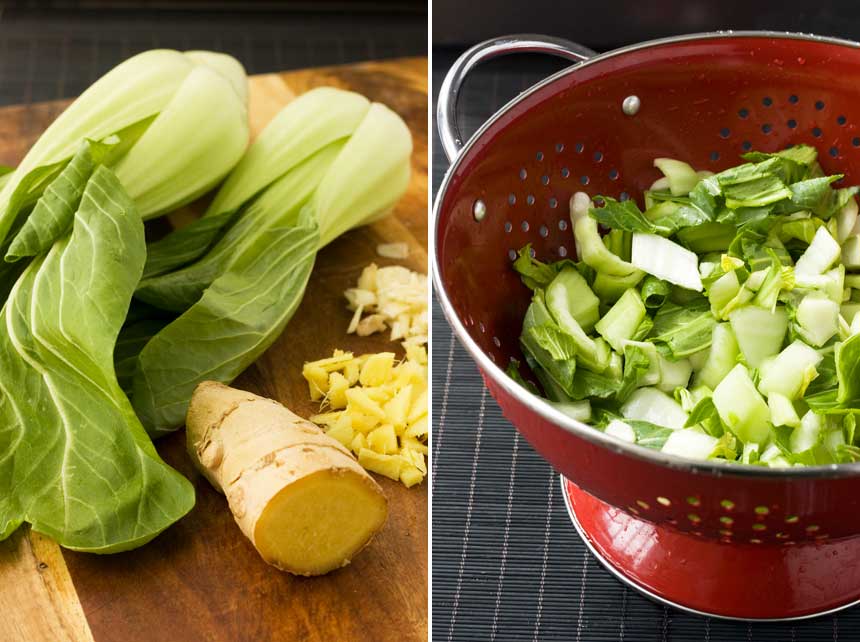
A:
[344, 263, 428, 348]
[303, 348, 429, 487]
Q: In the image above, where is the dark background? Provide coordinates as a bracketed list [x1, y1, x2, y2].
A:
[0, 1, 426, 106]
[431, 4, 860, 642]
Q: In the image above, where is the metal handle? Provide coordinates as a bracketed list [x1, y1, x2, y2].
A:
[436, 34, 596, 163]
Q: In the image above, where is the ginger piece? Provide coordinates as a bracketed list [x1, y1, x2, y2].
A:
[186, 381, 388, 576]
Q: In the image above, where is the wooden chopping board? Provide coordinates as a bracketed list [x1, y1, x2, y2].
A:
[0, 57, 428, 642]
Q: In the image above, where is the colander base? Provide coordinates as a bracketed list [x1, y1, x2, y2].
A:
[562, 477, 860, 621]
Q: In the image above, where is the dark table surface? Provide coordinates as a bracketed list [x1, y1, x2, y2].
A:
[430, 47, 860, 642]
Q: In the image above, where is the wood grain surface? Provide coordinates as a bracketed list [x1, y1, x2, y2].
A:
[0, 56, 428, 642]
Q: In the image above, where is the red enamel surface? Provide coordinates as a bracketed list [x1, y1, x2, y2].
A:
[436, 34, 860, 617]
[564, 479, 860, 619]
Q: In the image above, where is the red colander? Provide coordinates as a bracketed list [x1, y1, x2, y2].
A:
[433, 32, 860, 621]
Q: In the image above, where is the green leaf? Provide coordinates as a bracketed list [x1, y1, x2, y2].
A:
[141, 208, 238, 280]
[675, 222, 735, 253]
[742, 144, 818, 183]
[135, 140, 342, 312]
[505, 359, 540, 396]
[685, 396, 724, 437]
[723, 175, 792, 209]
[530, 323, 578, 361]
[520, 293, 577, 399]
[570, 368, 621, 400]
[805, 334, 860, 413]
[589, 197, 656, 233]
[114, 317, 175, 395]
[788, 175, 842, 217]
[650, 299, 717, 358]
[648, 202, 711, 235]
[512, 245, 563, 290]
[640, 276, 671, 309]
[689, 175, 721, 218]
[627, 420, 674, 450]
[617, 344, 652, 402]
[5, 139, 117, 262]
[131, 202, 320, 437]
[0, 165, 194, 551]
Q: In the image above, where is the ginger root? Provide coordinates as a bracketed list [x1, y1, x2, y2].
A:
[186, 381, 388, 576]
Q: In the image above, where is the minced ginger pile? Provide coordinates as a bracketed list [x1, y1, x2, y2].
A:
[344, 263, 428, 347]
[303, 344, 428, 487]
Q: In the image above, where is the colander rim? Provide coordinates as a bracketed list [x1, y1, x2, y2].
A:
[432, 29, 860, 480]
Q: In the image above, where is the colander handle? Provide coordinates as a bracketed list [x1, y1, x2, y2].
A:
[436, 34, 596, 163]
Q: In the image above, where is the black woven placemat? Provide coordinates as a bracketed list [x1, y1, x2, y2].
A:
[430, 47, 860, 642]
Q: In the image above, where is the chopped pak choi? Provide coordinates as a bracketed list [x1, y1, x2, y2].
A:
[510, 144, 860, 466]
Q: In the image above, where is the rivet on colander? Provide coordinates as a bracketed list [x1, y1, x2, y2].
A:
[621, 95, 640, 116]
[472, 199, 487, 222]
